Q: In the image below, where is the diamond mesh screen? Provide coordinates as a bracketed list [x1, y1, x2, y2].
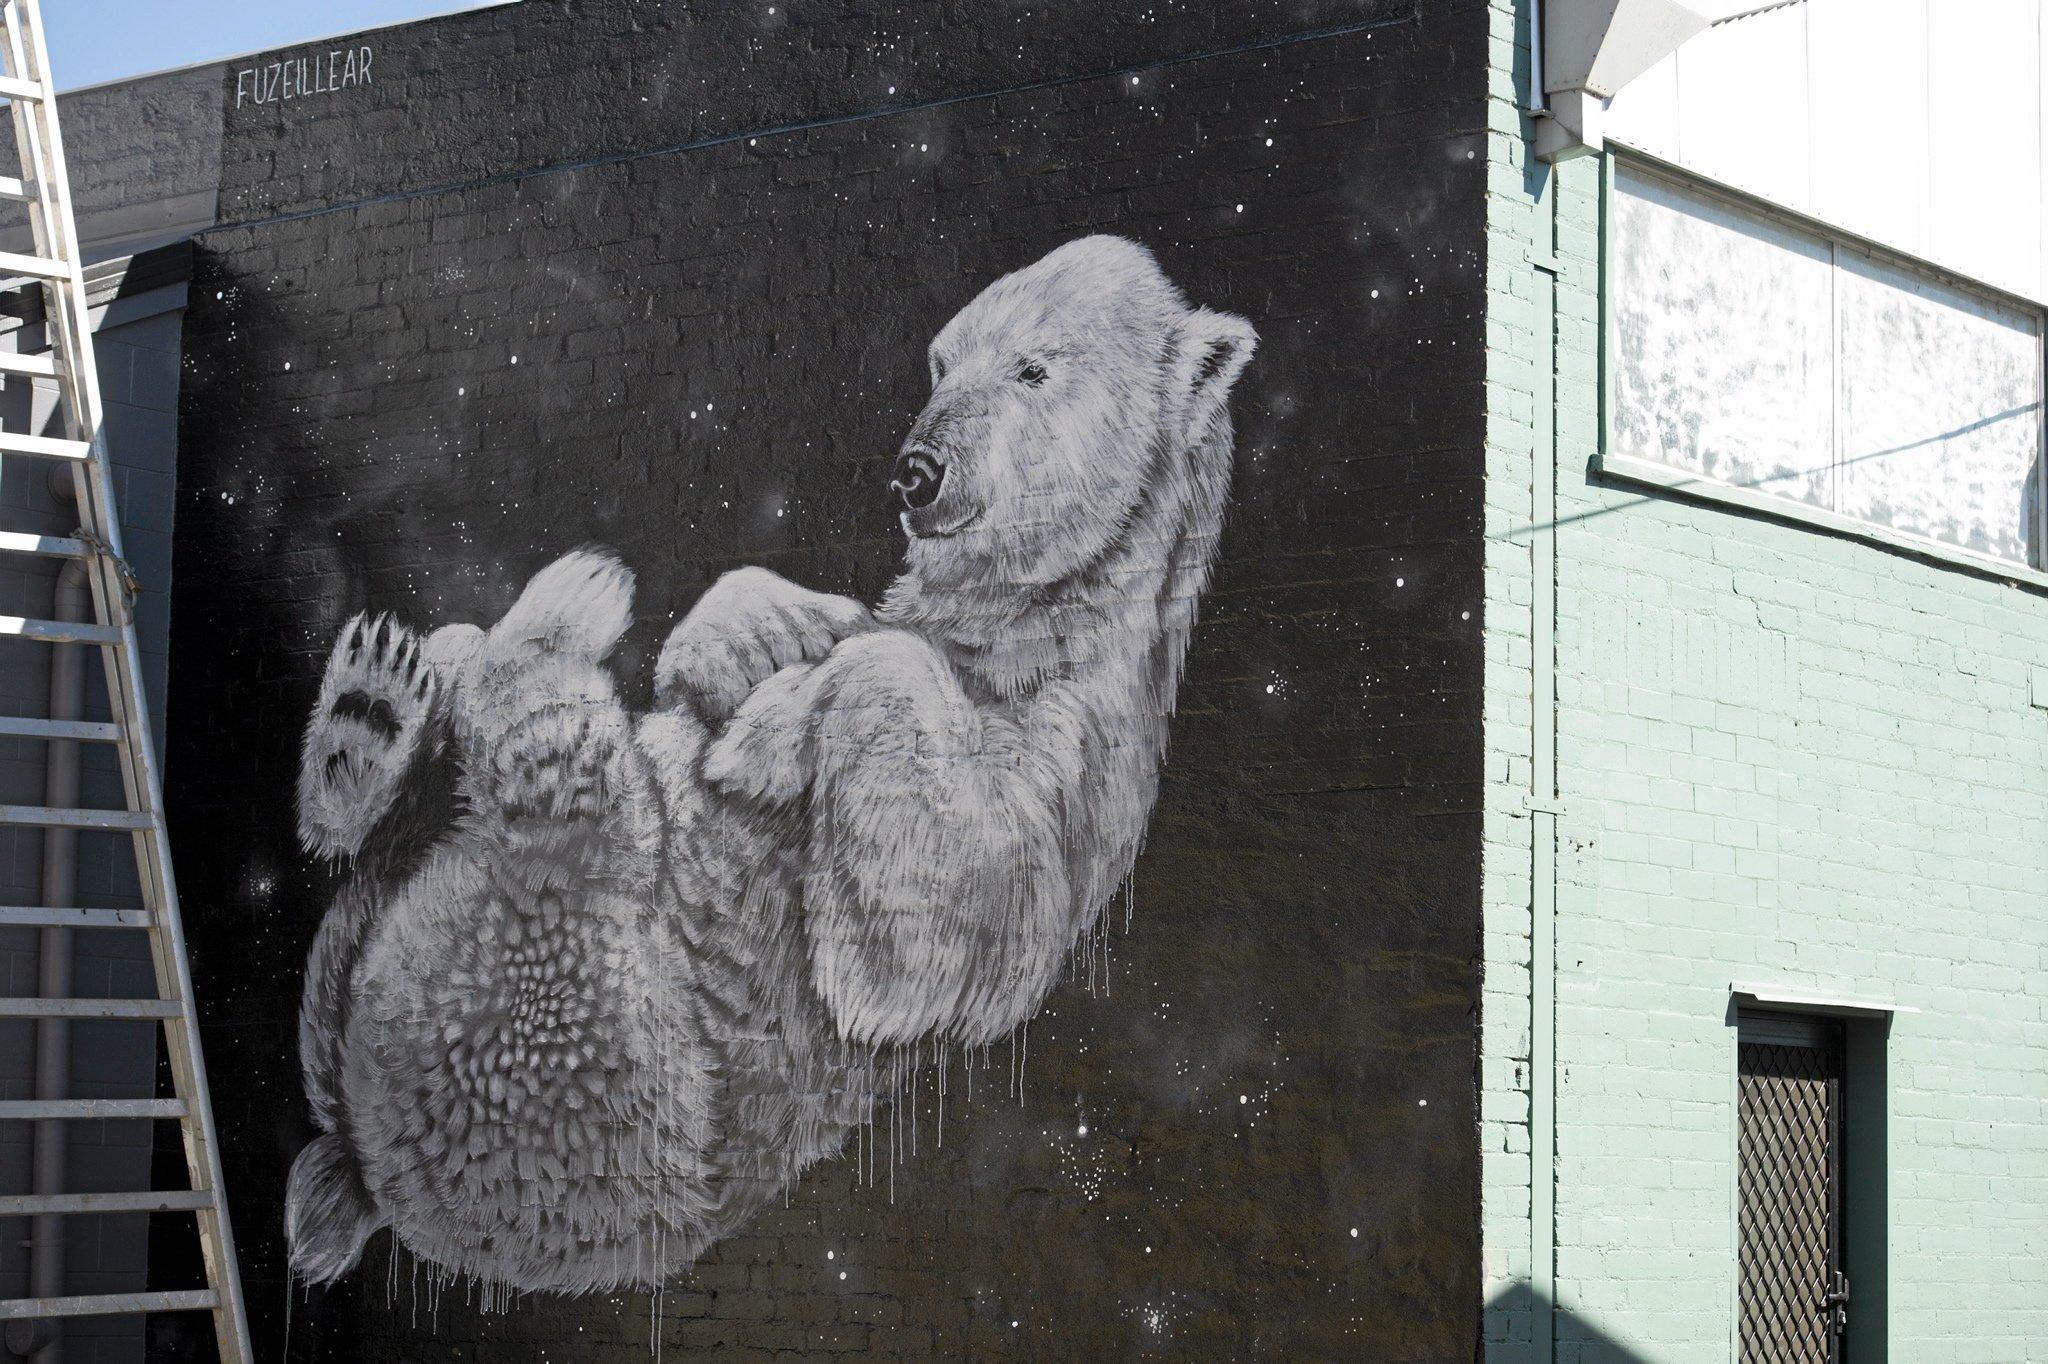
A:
[1737, 1039, 1841, 1364]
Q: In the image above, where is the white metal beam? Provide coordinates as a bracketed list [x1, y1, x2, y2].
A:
[1532, 0, 1713, 161]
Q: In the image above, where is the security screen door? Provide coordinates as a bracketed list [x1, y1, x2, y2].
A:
[1737, 1011, 1849, 1362]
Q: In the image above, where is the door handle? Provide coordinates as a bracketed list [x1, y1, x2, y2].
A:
[1823, 1270, 1851, 1332]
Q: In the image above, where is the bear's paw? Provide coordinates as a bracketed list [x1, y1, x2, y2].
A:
[297, 612, 443, 861]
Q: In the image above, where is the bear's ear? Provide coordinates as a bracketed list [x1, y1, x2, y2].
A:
[1171, 307, 1258, 445]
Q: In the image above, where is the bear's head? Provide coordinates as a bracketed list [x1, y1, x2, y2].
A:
[890, 235, 1256, 597]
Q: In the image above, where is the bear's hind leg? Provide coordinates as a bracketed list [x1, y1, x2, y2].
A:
[453, 550, 652, 843]
[286, 1131, 386, 1285]
[472, 548, 636, 677]
[298, 615, 479, 861]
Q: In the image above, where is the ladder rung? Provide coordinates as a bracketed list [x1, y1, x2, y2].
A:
[0, 11, 251, 1354]
[0, 531, 86, 558]
[0, 351, 56, 377]
[0, 1190, 212, 1217]
[0, 431, 88, 460]
[0, 1289, 218, 1321]
[0, 997, 177, 1019]
[0, 905, 149, 928]
[0, 805, 154, 831]
[0, 249, 62, 280]
[0, 1099, 184, 1119]
[0, 716, 122, 742]
[0, 617, 123, 645]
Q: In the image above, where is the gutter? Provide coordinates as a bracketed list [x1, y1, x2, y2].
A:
[1527, 185, 1562, 1358]
[0, 241, 192, 336]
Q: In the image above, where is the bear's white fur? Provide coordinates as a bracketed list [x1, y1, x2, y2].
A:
[287, 235, 1255, 1294]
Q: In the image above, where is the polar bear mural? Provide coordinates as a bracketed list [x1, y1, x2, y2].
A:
[285, 235, 1257, 1294]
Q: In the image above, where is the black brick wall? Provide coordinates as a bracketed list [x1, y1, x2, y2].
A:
[151, 0, 1486, 1356]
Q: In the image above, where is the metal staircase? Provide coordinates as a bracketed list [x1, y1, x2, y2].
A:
[0, 0, 250, 1357]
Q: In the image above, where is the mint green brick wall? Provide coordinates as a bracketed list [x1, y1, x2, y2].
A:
[1480, 0, 1543, 1350]
[1483, 3, 2048, 1359]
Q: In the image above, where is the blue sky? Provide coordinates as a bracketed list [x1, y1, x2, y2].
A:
[49, 0, 513, 91]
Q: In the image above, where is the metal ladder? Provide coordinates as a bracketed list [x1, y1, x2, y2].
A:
[0, 0, 251, 1358]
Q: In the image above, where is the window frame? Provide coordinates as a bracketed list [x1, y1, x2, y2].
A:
[1598, 147, 2048, 591]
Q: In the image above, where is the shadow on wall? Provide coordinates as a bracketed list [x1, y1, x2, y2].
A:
[1485, 1283, 1658, 1364]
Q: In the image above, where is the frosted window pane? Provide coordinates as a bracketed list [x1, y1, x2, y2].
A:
[1613, 167, 1835, 507]
[1836, 253, 2042, 564]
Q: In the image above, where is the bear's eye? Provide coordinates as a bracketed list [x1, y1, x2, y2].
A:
[1017, 360, 1048, 387]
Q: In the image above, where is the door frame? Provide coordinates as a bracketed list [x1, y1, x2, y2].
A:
[1736, 1008, 1847, 1363]
[1727, 986, 1903, 1363]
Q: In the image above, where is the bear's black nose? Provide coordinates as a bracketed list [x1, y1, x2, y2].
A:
[891, 449, 946, 510]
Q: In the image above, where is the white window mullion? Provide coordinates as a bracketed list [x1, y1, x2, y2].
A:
[1830, 239, 1843, 516]
[2036, 329, 2047, 570]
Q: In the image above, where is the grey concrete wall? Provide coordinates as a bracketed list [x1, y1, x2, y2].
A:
[0, 250, 186, 1364]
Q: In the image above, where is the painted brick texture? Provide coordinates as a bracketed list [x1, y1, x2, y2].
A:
[1479, 2, 1540, 1353]
[125, 1, 1496, 1357]
[1483, 3, 2048, 1359]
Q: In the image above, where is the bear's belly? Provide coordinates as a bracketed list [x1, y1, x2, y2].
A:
[340, 848, 723, 1293]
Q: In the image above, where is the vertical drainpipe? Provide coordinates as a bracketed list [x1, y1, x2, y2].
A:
[1525, 2, 1563, 1354]
[16, 552, 88, 1364]
[1528, 235, 1560, 1361]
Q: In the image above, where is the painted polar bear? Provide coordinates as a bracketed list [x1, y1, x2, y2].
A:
[286, 236, 1256, 1294]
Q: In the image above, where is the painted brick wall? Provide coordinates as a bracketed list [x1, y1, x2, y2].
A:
[1478, 2, 1541, 1353]
[94, 0, 1500, 1358]
[1483, 2, 2048, 1359]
